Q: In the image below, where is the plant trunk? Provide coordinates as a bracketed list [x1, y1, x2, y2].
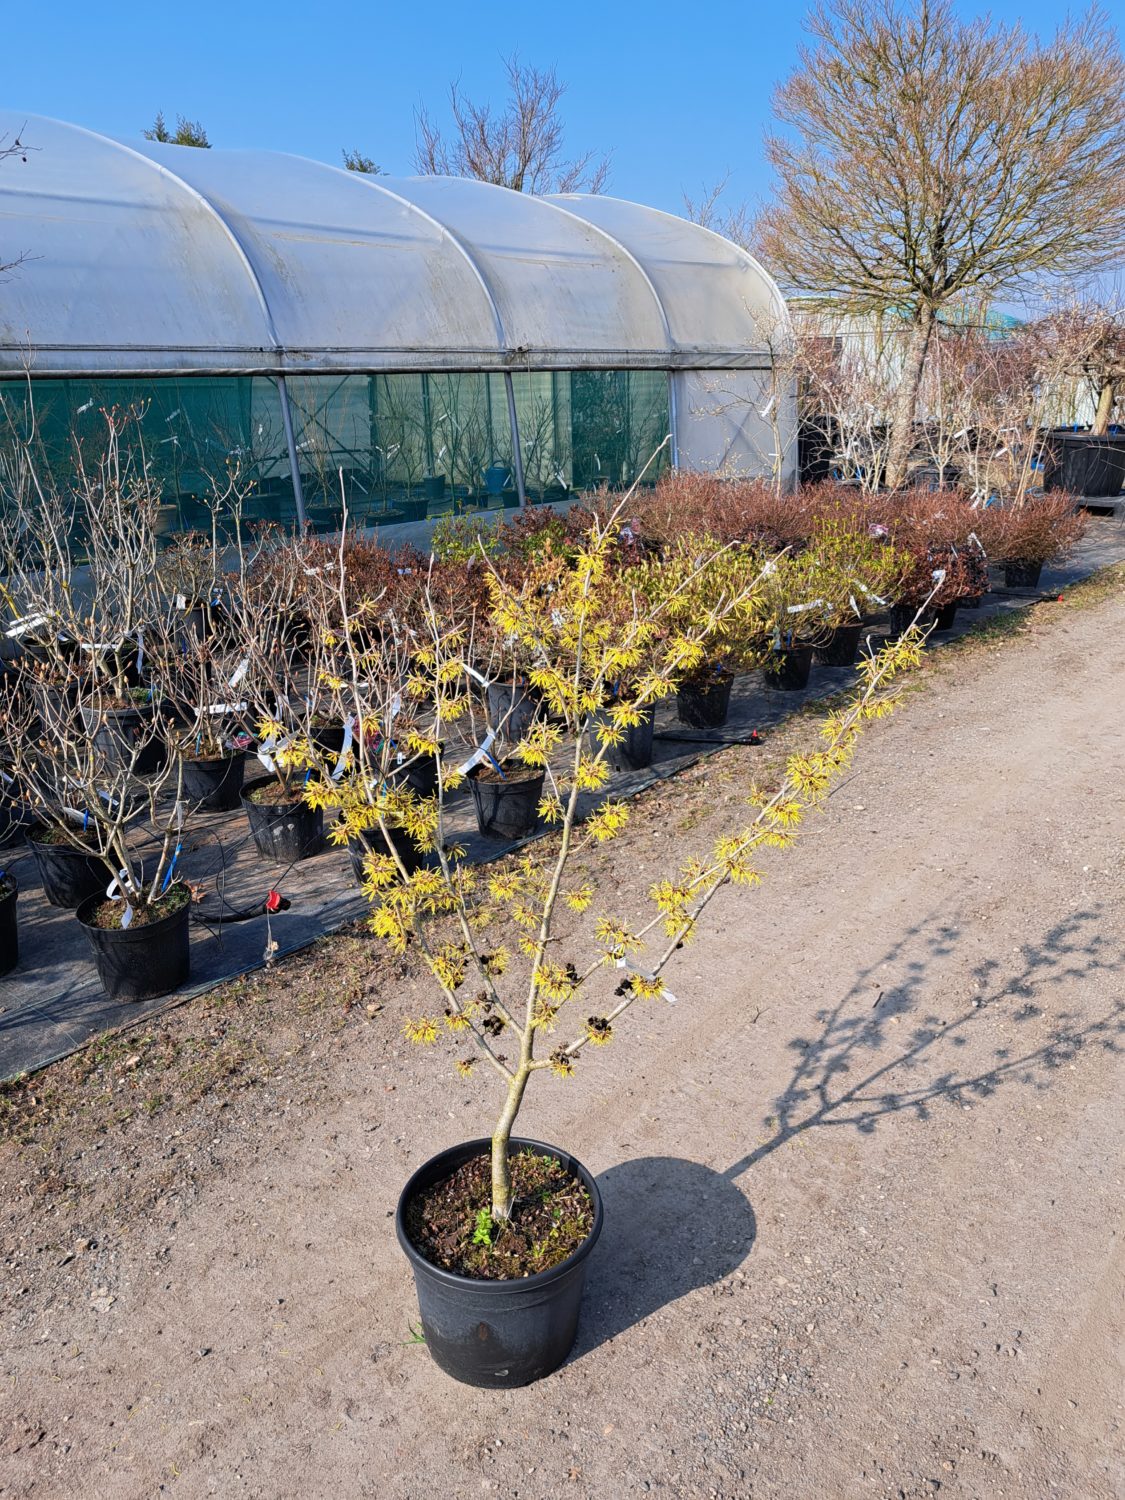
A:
[886, 304, 936, 489]
[491, 1068, 530, 1221]
[1092, 379, 1116, 437]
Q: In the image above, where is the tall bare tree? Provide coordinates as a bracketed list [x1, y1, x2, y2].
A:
[144, 112, 211, 148]
[758, 0, 1125, 486]
[415, 54, 608, 194]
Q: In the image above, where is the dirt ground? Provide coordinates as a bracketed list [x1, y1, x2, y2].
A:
[2, 580, 1123, 1500]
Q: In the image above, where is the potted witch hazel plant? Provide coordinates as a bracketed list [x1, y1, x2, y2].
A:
[358, 508, 924, 1387]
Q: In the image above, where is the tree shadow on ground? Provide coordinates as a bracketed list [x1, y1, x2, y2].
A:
[573, 1155, 757, 1358]
[574, 904, 1123, 1360]
[726, 902, 1124, 1181]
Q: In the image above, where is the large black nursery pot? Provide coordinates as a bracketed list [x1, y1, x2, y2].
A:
[241, 775, 324, 863]
[76, 884, 191, 1002]
[80, 702, 166, 777]
[0, 873, 18, 976]
[344, 821, 429, 886]
[933, 599, 960, 631]
[764, 643, 814, 692]
[182, 749, 246, 811]
[396, 1137, 604, 1389]
[1003, 559, 1044, 589]
[676, 670, 734, 729]
[814, 622, 864, 668]
[888, 601, 935, 635]
[593, 705, 657, 772]
[486, 679, 539, 743]
[468, 763, 545, 841]
[1044, 430, 1125, 498]
[390, 750, 440, 800]
[26, 826, 108, 909]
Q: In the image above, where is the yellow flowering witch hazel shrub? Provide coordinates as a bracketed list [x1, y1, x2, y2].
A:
[360, 506, 925, 1222]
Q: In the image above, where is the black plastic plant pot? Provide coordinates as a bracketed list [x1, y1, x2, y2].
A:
[76, 885, 191, 1003]
[676, 671, 733, 729]
[240, 776, 324, 863]
[0, 875, 18, 976]
[422, 475, 447, 503]
[1045, 431, 1125, 497]
[391, 752, 440, 801]
[486, 680, 539, 744]
[345, 822, 428, 885]
[0, 782, 31, 849]
[764, 644, 814, 692]
[26, 828, 108, 909]
[398, 497, 429, 523]
[182, 750, 246, 811]
[311, 722, 348, 756]
[888, 601, 935, 635]
[80, 704, 166, 777]
[396, 1137, 604, 1389]
[1003, 559, 1043, 589]
[813, 622, 863, 667]
[933, 600, 960, 631]
[593, 706, 657, 772]
[468, 764, 545, 840]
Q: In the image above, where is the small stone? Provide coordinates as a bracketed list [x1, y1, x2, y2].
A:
[124, 1055, 141, 1070]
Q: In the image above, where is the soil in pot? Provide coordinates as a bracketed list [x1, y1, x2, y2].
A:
[27, 826, 108, 908]
[76, 882, 191, 1001]
[468, 761, 545, 840]
[241, 776, 324, 862]
[182, 749, 246, 811]
[676, 670, 734, 729]
[591, 705, 656, 771]
[0, 871, 18, 976]
[397, 1137, 603, 1388]
[764, 643, 814, 692]
[814, 622, 864, 667]
[1004, 559, 1044, 589]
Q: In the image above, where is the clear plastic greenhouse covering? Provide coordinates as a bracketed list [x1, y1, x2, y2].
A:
[0, 111, 797, 523]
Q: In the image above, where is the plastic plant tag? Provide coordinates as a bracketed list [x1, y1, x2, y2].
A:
[120, 904, 134, 930]
[330, 717, 355, 781]
[229, 658, 250, 688]
[455, 728, 497, 777]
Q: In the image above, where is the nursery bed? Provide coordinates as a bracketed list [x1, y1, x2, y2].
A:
[2, 517, 1122, 1082]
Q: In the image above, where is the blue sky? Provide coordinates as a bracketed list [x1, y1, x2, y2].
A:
[5, 0, 1108, 217]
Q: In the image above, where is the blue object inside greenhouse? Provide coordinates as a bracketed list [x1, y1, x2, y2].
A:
[0, 369, 671, 535]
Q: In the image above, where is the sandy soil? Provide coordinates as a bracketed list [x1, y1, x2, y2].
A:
[3, 584, 1123, 1500]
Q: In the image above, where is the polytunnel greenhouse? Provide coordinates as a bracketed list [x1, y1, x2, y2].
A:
[0, 111, 794, 532]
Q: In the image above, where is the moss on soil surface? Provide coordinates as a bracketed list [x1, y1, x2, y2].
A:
[405, 1147, 594, 1279]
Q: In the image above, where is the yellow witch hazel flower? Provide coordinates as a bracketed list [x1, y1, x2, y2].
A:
[586, 800, 628, 843]
[403, 1017, 441, 1045]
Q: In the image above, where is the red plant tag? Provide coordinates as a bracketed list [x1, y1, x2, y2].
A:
[264, 889, 283, 913]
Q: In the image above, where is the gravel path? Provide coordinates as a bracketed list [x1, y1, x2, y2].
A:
[3, 584, 1123, 1499]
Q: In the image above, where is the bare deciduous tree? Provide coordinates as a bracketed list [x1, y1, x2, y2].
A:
[415, 55, 608, 194]
[682, 173, 759, 253]
[758, 0, 1125, 487]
